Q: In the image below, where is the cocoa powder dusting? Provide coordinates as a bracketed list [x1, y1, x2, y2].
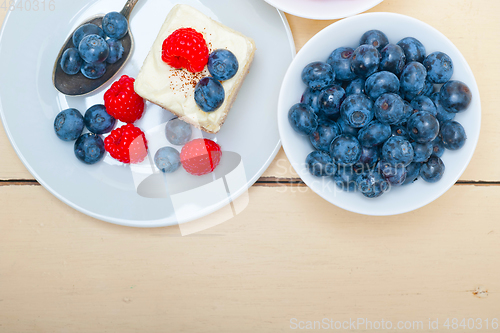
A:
[168, 68, 209, 99]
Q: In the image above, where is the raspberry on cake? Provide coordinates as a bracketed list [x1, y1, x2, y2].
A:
[134, 4, 256, 134]
[161, 27, 209, 73]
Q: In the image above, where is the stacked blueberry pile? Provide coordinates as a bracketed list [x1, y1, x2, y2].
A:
[59, 12, 129, 79]
[195, 49, 239, 112]
[288, 30, 472, 198]
[54, 104, 116, 164]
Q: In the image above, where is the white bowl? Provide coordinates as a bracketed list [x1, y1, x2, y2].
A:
[277, 12, 481, 216]
[263, 0, 383, 20]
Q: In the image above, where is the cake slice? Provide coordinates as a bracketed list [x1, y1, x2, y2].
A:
[134, 4, 256, 134]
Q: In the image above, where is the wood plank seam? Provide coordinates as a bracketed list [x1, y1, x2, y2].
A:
[256, 177, 500, 186]
[0, 179, 40, 186]
[1, 178, 500, 187]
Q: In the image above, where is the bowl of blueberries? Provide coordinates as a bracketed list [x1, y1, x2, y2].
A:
[277, 12, 481, 216]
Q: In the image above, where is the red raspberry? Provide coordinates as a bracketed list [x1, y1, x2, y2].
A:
[104, 124, 148, 164]
[180, 139, 222, 176]
[104, 75, 145, 123]
[161, 28, 209, 73]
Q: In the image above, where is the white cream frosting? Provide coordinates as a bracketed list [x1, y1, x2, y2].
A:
[134, 4, 255, 133]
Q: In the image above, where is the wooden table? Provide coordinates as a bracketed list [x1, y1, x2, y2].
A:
[1, 1, 499, 331]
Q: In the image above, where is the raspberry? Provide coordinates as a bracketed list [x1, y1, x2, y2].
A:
[104, 75, 145, 123]
[161, 28, 209, 73]
[180, 139, 221, 176]
[104, 124, 148, 164]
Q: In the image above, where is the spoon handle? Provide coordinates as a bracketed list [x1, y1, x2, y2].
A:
[120, 0, 140, 20]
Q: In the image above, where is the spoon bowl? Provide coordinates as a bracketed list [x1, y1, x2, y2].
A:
[52, 0, 139, 96]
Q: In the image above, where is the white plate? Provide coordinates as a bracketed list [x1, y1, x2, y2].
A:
[263, 0, 383, 20]
[278, 12, 481, 216]
[0, 0, 295, 227]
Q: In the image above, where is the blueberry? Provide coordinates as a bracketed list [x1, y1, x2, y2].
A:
[356, 146, 380, 168]
[365, 71, 400, 100]
[423, 52, 453, 84]
[288, 103, 318, 135]
[327, 47, 356, 82]
[403, 162, 421, 185]
[391, 125, 409, 139]
[351, 44, 380, 78]
[72, 23, 105, 48]
[410, 95, 437, 117]
[399, 88, 416, 103]
[79, 34, 109, 64]
[420, 156, 445, 183]
[440, 121, 467, 150]
[102, 12, 128, 39]
[431, 136, 445, 157]
[318, 84, 345, 119]
[356, 171, 389, 198]
[208, 49, 239, 81]
[397, 37, 426, 63]
[301, 87, 321, 113]
[106, 38, 124, 64]
[330, 134, 361, 165]
[378, 159, 407, 186]
[74, 133, 105, 165]
[420, 79, 435, 97]
[154, 147, 181, 173]
[379, 44, 406, 75]
[357, 121, 391, 147]
[166, 118, 192, 145]
[340, 93, 374, 128]
[345, 78, 365, 96]
[360, 30, 389, 52]
[306, 151, 337, 177]
[81, 61, 107, 79]
[194, 77, 225, 112]
[407, 111, 440, 143]
[400, 62, 427, 101]
[411, 141, 433, 163]
[337, 117, 359, 137]
[374, 93, 406, 125]
[400, 100, 413, 124]
[301, 61, 335, 90]
[407, 80, 433, 100]
[430, 92, 456, 124]
[334, 165, 358, 192]
[60, 48, 83, 75]
[381, 136, 414, 167]
[439, 80, 472, 113]
[54, 108, 85, 141]
[309, 118, 340, 152]
[84, 104, 116, 134]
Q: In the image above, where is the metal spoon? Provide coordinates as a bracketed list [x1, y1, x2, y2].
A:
[52, 0, 139, 96]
